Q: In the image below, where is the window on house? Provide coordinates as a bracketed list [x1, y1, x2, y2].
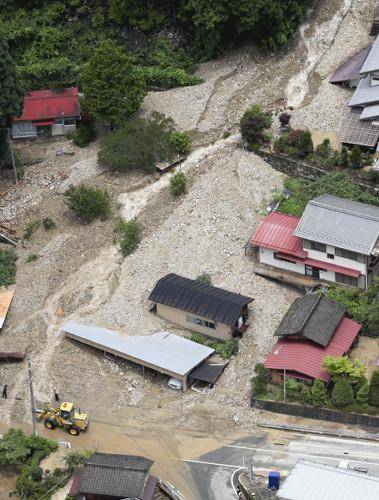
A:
[335, 273, 358, 287]
[64, 119, 76, 125]
[335, 247, 359, 261]
[187, 315, 215, 329]
[310, 241, 327, 253]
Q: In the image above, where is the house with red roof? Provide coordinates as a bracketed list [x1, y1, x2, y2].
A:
[11, 87, 81, 139]
[250, 195, 379, 290]
[264, 294, 361, 384]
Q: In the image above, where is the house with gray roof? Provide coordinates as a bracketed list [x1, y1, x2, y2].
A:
[250, 195, 379, 290]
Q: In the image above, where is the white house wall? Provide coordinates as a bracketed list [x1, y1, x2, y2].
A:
[305, 245, 367, 275]
[259, 248, 305, 274]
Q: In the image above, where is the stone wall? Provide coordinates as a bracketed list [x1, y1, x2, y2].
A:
[259, 151, 379, 196]
[251, 398, 379, 427]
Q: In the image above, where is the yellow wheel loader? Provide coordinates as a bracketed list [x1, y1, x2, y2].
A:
[36, 402, 89, 436]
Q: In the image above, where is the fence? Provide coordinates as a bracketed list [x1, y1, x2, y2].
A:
[251, 398, 379, 427]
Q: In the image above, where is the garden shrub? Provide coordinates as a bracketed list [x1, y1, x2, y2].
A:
[311, 379, 328, 407]
[70, 122, 96, 147]
[65, 184, 110, 222]
[369, 370, 379, 407]
[170, 131, 191, 155]
[170, 171, 187, 197]
[350, 145, 362, 169]
[339, 146, 349, 168]
[117, 218, 141, 257]
[356, 381, 369, 406]
[240, 104, 272, 148]
[0, 249, 16, 286]
[322, 356, 366, 384]
[284, 379, 301, 400]
[299, 384, 311, 404]
[190, 332, 206, 345]
[64, 449, 94, 470]
[286, 129, 313, 158]
[331, 378, 354, 407]
[99, 112, 177, 173]
[251, 363, 269, 397]
[209, 339, 238, 360]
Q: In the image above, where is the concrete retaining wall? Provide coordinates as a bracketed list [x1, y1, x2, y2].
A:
[251, 398, 379, 427]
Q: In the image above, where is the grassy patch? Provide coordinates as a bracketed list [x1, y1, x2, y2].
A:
[26, 254, 38, 263]
[0, 249, 17, 286]
[23, 220, 41, 240]
[190, 332, 237, 360]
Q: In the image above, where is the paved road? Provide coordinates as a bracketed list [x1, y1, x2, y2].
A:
[184, 430, 379, 500]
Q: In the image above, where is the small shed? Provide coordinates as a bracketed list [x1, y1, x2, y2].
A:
[148, 273, 254, 341]
[62, 322, 214, 390]
[11, 87, 81, 139]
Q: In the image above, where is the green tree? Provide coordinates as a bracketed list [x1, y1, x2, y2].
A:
[311, 379, 328, 407]
[99, 113, 176, 173]
[299, 384, 311, 404]
[350, 145, 362, 169]
[322, 356, 366, 384]
[115, 218, 141, 257]
[170, 131, 191, 155]
[240, 104, 272, 149]
[170, 171, 187, 197]
[331, 377, 354, 407]
[339, 146, 349, 168]
[82, 40, 146, 127]
[251, 363, 269, 397]
[0, 32, 24, 129]
[369, 370, 379, 407]
[356, 381, 369, 406]
[65, 184, 111, 222]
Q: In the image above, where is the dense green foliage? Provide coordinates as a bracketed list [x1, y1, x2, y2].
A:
[42, 216, 55, 230]
[190, 332, 237, 359]
[82, 40, 146, 127]
[369, 370, 379, 407]
[240, 104, 272, 149]
[170, 131, 191, 155]
[274, 128, 313, 159]
[322, 356, 366, 383]
[0, 32, 24, 128]
[356, 381, 369, 405]
[65, 184, 111, 222]
[327, 278, 379, 336]
[70, 122, 96, 147]
[0, 1, 311, 92]
[115, 218, 141, 257]
[251, 363, 269, 396]
[99, 113, 177, 173]
[350, 145, 362, 169]
[278, 172, 379, 217]
[170, 171, 188, 197]
[331, 377, 355, 407]
[311, 379, 328, 407]
[0, 249, 17, 286]
[64, 449, 94, 470]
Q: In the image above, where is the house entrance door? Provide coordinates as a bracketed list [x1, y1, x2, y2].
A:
[305, 265, 320, 279]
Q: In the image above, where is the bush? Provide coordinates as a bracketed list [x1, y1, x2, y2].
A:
[279, 112, 291, 127]
[350, 145, 362, 169]
[190, 332, 206, 345]
[0, 249, 17, 286]
[331, 378, 355, 407]
[196, 273, 212, 285]
[311, 379, 328, 407]
[322, 356, 366, 384]
[26, 254, 38, 263]
[64, 449, 93, 470]
[369, 370, 379, 407]
[42, 217, 55, 230]
[209, 339, 238, 360]
[356, 381, 369, 405]
[287, 129, 313, 158]
[138, 66, 203, 89]
[284, 379, 301, 400]
[70, 123, 96, 147]
[170, 171, 187, 197]
[340, 146, 349, 168]
[299, 384, 311, 404]
[251, 363, 269, 397]
[170, 131, 191, 155]
[23, 220, 41, 240]
[65, 184, 110, 222]
[0, 429, 57, 466]
[117, 218, 141, 257]
[99, 112, 177, 174]
[240, 104, 272, 148]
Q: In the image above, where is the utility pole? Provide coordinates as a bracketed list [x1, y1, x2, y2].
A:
[28, 358, 37, 437]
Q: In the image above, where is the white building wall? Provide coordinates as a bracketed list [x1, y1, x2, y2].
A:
[305, 245, 367, 275]
[259, 248, 305, 274]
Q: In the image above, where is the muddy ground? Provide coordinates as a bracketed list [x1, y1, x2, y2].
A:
[0, 0, 376, 497]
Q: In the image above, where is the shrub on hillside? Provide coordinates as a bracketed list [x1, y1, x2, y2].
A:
[251, 363, 269, 397]
[240, 104, 272, 149]
[42, 217, 55, 230]
[0, 249, 17, 286]
[311, 379, 328, 407]
[331, 378, 354, 407]
[170, 171, 187, 197]
[286, 129, 313, 158]
[116, 218, 141, 257]
[70, 122, 96, 147]
[356, 381, 369, 406]
[65, 184, 110, 222]
[138, 66, 203, 88]
[170, 131, 191, 155]
[99, 112, 177, 173]
[369, 370, 379, 407]
[279, 112, 291, 128]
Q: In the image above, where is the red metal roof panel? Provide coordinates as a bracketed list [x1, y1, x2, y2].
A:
[15, 87, 80, 122]
[264, 317, 361, 382]
[250, 212, 306, 258]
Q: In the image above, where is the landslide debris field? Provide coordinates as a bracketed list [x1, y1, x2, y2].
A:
[0, 0, 373, 436]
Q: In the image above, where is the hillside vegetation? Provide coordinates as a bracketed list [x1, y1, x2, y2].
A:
[0, 0, 313, 91]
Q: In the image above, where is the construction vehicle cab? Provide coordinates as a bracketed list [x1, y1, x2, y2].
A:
[37, 401, 89, 436]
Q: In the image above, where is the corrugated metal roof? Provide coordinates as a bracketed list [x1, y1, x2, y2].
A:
[264, 317, 361, 381]
[360, 103, 379, 119]
[148, 274, 253, 326]
[14, 87, 80, 122]
[80, 453, 152, 498]
[278, 459, 379, 500]
[340, 108, 379, 147]
[360, 35, 379, 74]
[349, 75, 379, 107]
[294, 195, 379, 255]
[62, 322, 213, 376]
[250, 212, 306, 258]
[275, 295, 346, 347]
[329, 45, 371, 84]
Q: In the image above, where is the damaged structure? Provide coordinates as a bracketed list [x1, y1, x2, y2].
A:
[148, 273, 254, 341]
